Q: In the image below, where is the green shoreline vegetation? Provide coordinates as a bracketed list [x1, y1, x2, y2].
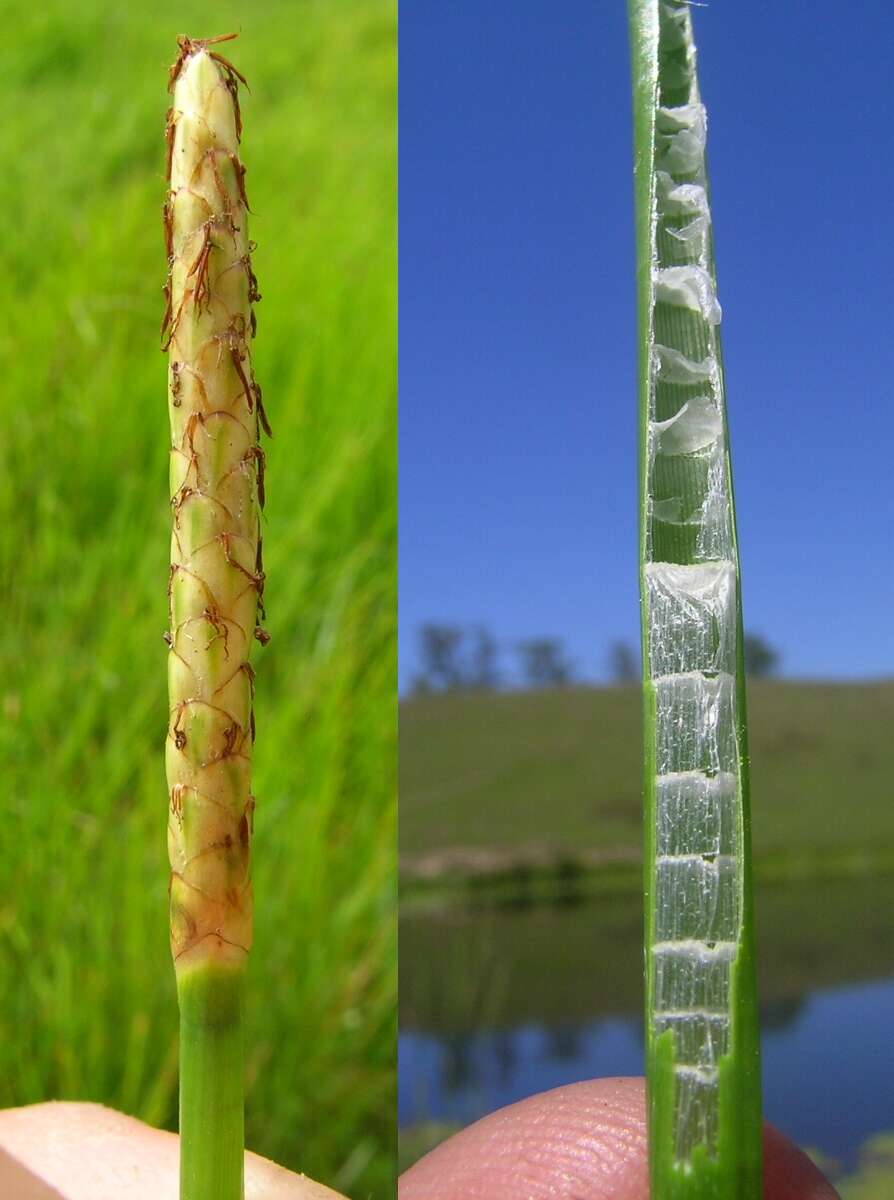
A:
[400, 873, 894, 1034]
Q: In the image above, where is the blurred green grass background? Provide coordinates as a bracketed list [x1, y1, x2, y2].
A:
[0, 2, 395, 1196]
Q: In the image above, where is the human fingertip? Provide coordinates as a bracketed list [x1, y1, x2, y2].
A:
[400, 1078, 649, 1199]
[763, 1123, 841, 1200]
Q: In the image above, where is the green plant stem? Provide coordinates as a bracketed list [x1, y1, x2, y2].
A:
[628, 2, 763, 1195]
[178, 964, 245, 1200]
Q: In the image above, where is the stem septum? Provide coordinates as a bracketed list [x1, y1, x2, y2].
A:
[629, 1, 763, 1193]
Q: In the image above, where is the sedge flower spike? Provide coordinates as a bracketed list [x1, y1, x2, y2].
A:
[162, 33, 268, 1200]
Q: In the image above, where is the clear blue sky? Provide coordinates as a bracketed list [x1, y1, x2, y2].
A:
[400, 0, 892, 690]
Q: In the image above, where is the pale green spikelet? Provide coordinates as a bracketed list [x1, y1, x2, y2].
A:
[163, 33, 268, 1200]
[164, 33, 267, 978]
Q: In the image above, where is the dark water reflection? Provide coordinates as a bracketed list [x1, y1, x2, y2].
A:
[399, 875, 894, 1167]
[400, 976, 894, 1168]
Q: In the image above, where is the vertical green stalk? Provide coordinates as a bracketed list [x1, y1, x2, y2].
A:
[163, 34, 268, 1200]
[629, 3, 762, 1196]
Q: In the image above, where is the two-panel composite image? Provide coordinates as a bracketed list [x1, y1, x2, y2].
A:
[0, 1, 890, 1198]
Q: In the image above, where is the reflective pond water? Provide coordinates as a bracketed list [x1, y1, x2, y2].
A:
[400, 874, 894, 1169]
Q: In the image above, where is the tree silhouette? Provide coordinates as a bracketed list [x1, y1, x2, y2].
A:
[517, 639, 573, 688]
[418, 624, 464, 690]
[744, 634, 780, 678]
[609, 639, 639, 683]
[469, 626, 499, 689]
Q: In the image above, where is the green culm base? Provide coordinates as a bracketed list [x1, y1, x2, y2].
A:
[177, 963, 246, 1200]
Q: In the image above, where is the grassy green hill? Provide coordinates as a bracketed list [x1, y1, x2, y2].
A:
[401, 681, 894, 880]
[0, 4, 395, 1197]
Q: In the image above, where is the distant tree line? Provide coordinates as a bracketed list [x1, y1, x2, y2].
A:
[411, 625, 779, 694]
[410, 625, 573, 694]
